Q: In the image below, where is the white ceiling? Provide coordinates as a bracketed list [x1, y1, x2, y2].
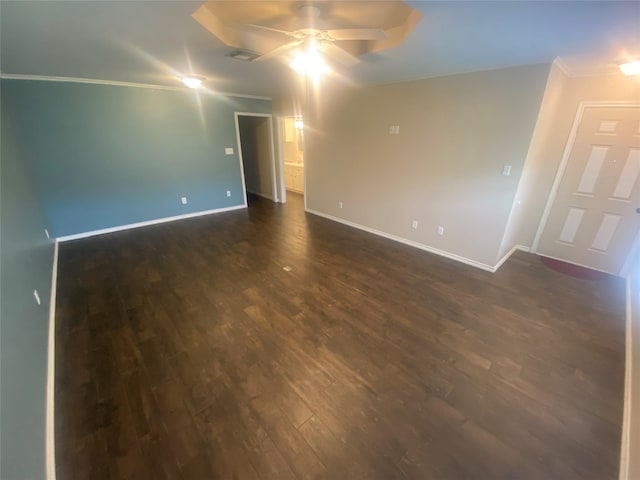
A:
[1, 1, 639, 97]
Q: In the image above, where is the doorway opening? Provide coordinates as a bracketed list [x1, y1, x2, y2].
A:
[235, 112, 278, 205]
[282, 116, 305, 202]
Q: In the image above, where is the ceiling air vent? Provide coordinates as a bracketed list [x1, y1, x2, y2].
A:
[227, 50, 260, 62]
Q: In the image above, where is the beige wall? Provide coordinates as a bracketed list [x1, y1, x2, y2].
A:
[500, 66, 640, 259]
[282, 63, 640, 478]
[498, 62, 570, 258]
[303, 64, 550, 268]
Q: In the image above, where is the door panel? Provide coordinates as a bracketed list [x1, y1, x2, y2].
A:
[537, 106, 640, 274]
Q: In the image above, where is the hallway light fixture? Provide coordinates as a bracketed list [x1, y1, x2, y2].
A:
[619, 60, 640, 76]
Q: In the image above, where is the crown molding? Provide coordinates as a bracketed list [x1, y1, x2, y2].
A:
[552, 57, 574, 77]
[370, 62, 553, 88]
[0, 73, 271, 101]
[552, 56, 622, 79]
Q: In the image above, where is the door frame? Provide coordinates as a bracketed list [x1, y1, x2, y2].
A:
[531, 101, 640, 275]
[278, 115, 307, 208]
[234, 112, 280, 204]
[276, 117, 287, 203]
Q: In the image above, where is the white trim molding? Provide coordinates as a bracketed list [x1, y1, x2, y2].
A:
[620, 270, 639, 480]
[46, 241, 59, 480]
[494, 244, 530, 271]
[552, 57, 574, 78]
[305, 208, 521, 273]
[620, 276, 632, 480]
[57, 205, 246, 242]
[275, 117, 287, 204]
[234, 112, 279, 203]
[0, 73, 272, 101]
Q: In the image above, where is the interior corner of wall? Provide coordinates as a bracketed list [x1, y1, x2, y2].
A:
[551, 57, 572, 80]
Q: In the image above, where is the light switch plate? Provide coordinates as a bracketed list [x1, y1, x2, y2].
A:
[225, 147, 234, 155]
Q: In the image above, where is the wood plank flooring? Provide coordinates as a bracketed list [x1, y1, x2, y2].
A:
[55, 193, 627, 480]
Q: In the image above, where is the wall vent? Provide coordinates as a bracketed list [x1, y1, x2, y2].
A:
[227, 50, 260, 62]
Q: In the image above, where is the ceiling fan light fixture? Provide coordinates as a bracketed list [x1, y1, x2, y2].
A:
[181, 75, 205, 88]
[289, 49, 328, 79]
[619, 60, 640, 76]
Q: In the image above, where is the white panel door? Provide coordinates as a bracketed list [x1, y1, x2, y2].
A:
[536, 106, 640, 275]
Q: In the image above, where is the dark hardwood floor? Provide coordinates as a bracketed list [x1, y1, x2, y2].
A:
[55, 193, 626, 480]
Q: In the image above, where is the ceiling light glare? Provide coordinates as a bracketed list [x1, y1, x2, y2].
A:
[181, 75, 205, 88]
[619, 61, 640, 76]
[289, 50, 328, 79]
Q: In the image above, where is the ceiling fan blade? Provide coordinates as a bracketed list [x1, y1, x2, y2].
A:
[321, 42, 360, 67]
[255, 39, 304, 62]
[326, 28, 387, 41]
[243, 23, 296, 38]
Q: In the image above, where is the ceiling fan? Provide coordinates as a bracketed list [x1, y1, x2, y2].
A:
[244, 4, 387, 67]
[192, 1, 422, 75]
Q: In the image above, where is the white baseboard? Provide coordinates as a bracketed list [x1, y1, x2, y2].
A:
[57, 204, 247, 242]
[304, 208, 511, 272]
[46, 240, 59, 480]
[619, 276, 633, 480]
[494, 244, 530, 271]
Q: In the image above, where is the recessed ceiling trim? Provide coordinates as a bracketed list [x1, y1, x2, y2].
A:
[0, 73, 272, 101]
[368, 61, 554, 88]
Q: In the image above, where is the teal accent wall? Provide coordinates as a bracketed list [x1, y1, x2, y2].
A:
[1, 81, 55, 480]
[3, 80, 272, 237]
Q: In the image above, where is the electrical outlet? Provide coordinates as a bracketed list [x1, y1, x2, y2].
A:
[412, 220, 418, 229]
[437, 226, 444, 236]
[33, 289, 41, 305]
[225, 147, 234, 155]
[339, 201, 343, 209]
[502, 165, 512, 176]
[181, 196, 188, 205]
[226, 190, 231, 197]
[44, 229, 50, 239]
